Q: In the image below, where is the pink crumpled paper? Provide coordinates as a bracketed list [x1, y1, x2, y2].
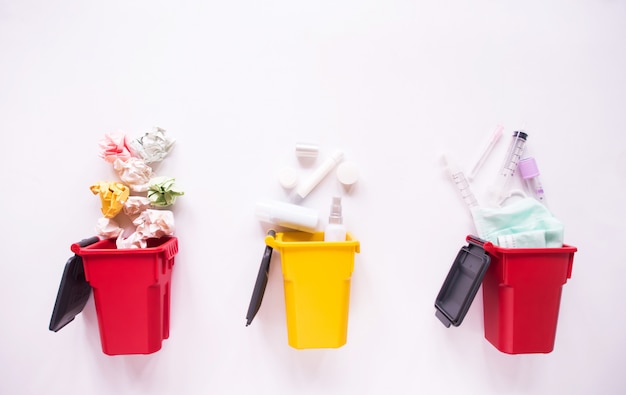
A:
[98, 132, 133, 163]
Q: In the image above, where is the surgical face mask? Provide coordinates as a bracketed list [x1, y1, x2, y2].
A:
[470, 197, 564, 248]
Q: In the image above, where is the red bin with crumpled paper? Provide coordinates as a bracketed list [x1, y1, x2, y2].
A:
[71, 236, 178, 355]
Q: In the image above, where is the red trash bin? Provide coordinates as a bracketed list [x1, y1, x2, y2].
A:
[481, 241, 577, 354]
[71, 236, 178, 355]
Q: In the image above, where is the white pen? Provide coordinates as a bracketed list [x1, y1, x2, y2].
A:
[295, 150, 344, 199]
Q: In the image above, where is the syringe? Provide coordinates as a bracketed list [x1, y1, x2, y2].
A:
[468, 125, 503, 181]
[493, 131, 528, 202]
[442, 154, 479, 209]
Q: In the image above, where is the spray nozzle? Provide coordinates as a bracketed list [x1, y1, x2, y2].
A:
[329, 196, 343, 224]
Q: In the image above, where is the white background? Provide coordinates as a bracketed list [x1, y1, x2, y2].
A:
[1, 1, 625, 394]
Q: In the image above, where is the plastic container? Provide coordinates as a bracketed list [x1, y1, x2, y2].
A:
[265, 231, 360, 349]
[71, 236, 178, 355]
[481, 239, 576, 354]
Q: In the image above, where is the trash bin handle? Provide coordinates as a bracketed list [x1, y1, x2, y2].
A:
[265, 232, 278, 249]
[466, 235, 485, 247]
[70, 236, 101, 254]
[466, 234, 497, 253]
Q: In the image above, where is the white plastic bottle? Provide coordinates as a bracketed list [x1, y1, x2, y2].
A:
[324, 196, 347, 242]
[255, 200, 319, 233]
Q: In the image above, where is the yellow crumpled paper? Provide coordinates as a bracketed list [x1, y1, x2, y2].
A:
[90, 182, 130, 218]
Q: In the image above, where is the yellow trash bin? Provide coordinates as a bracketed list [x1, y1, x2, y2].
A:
[265, 231, 360, 349]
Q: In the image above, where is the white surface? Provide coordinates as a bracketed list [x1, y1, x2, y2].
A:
[1, 1, 625, 394]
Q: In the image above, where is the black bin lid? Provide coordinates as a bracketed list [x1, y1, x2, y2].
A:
[434, 236, 491, 327]
[49, 237, 99, 332]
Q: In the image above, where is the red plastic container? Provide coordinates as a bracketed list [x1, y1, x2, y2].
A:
[71, 237, 178, 355]
[481, 241, 577, 354]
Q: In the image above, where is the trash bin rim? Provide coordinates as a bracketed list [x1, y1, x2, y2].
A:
[265, 231, 360, 253]
[466, 235, 577, 255]
[71, 236, 178, 256]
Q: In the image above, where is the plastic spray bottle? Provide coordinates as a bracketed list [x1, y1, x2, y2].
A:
[324, 196, 347, 242]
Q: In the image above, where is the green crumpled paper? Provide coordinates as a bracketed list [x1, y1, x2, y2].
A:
[147, 176, 184, 207]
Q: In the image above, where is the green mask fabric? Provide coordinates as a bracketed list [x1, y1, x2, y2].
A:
[470, 197, 564, 248]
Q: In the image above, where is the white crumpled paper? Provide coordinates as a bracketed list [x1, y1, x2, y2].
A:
[113, 158, 153, 192]
[123, 196, 152, 218]
[116, 231, 146, 249]
[129, 127, 175, 164]
[133, 209, 175, 238]
[115, 209, 175, 249]
[95, 217, 123, 239]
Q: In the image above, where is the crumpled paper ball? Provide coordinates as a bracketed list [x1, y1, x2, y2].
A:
[123, 196, 152, 218]
[95, 217, 123, 239]
[90, 181, 130, 218]
[133, 209, 175, 239]
[147, 176, 184, 207]
[98, 132, 133, 163]
[116, 231, 146, 249]
[129, 127, 175, 164]
[115, 209, 175, 249]
[113, 158, 153, 192]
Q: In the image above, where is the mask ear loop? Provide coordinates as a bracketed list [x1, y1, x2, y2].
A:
[498, 189, 527, 206]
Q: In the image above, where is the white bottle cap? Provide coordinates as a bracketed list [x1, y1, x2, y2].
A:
[278, 166, 298, 189]
[336, 161, 359, 187]
[295, 143, 319, 159]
